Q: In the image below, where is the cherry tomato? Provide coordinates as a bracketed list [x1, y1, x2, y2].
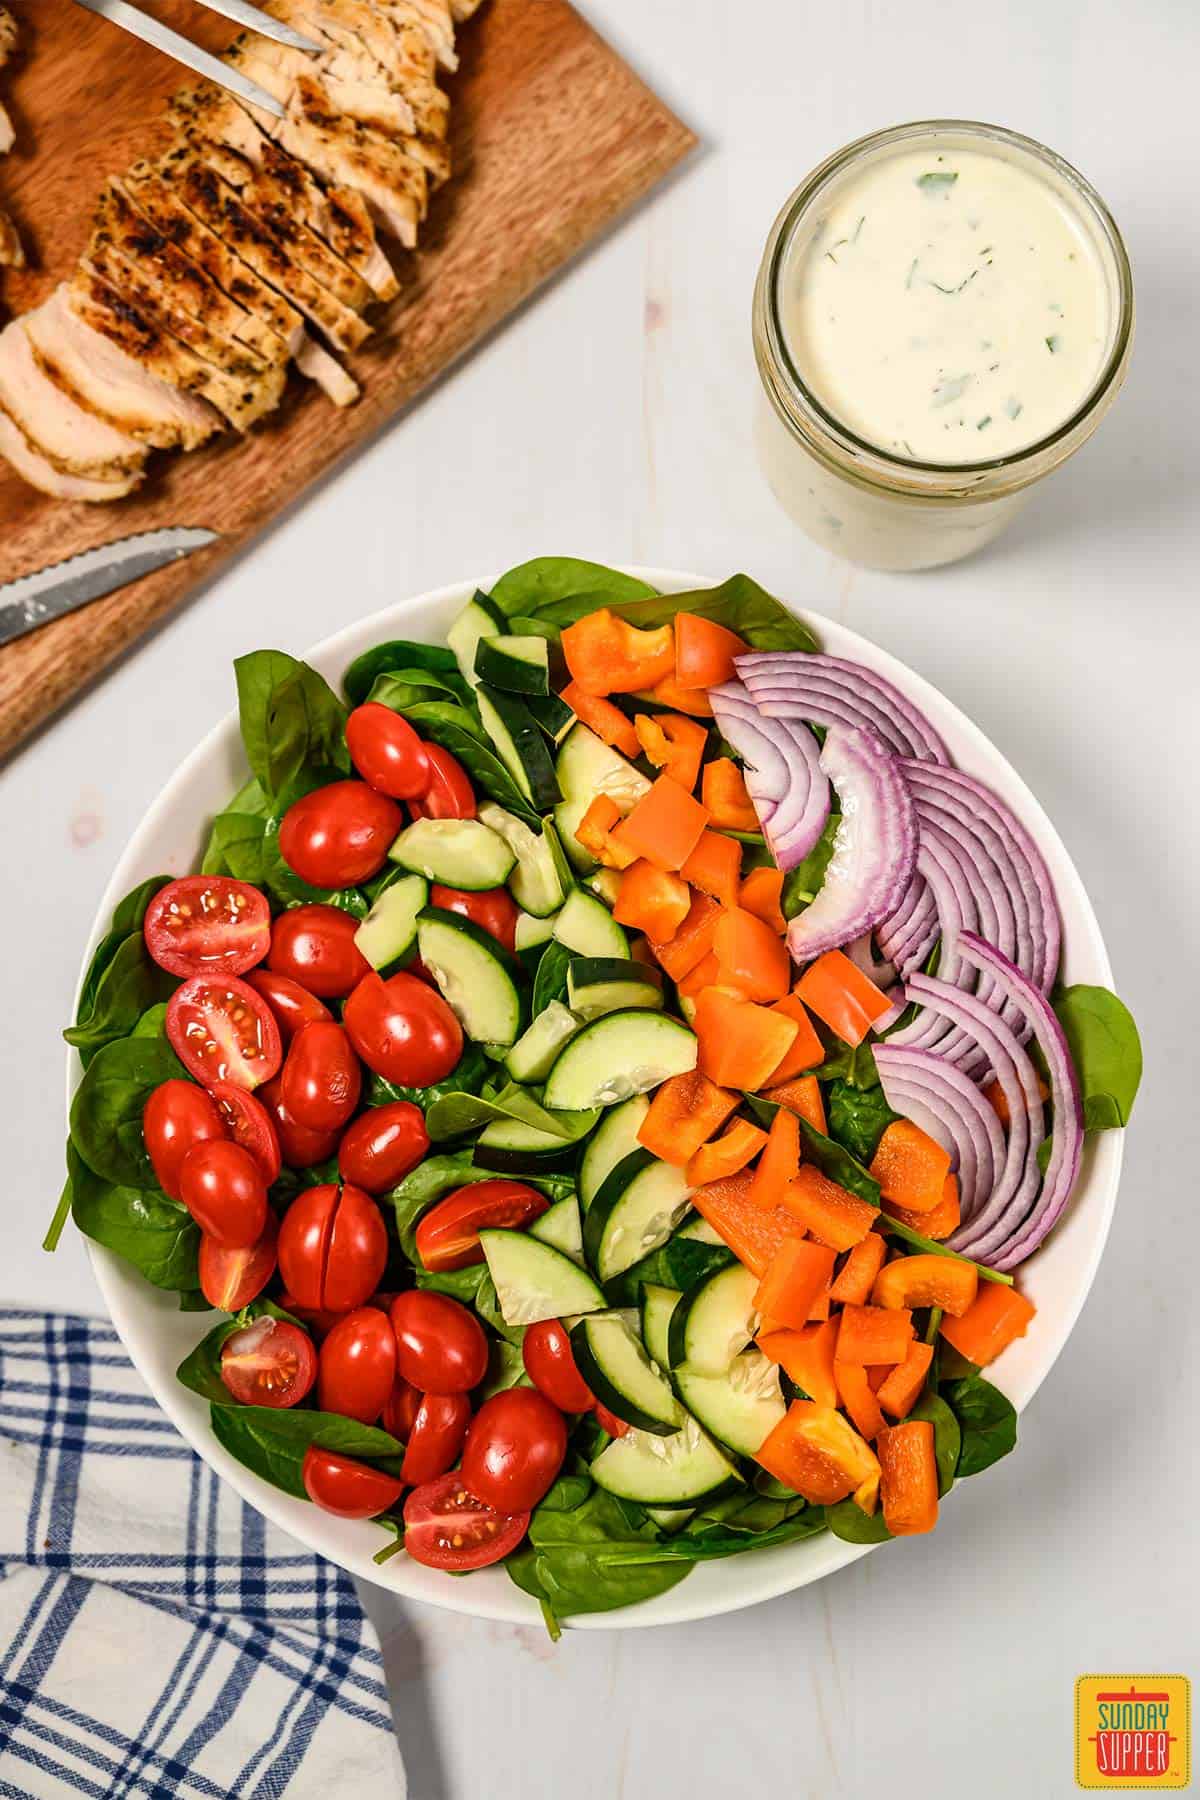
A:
[408, 743, 475, 820]
[268, 905, 371, 999]
[414, 1180, 549, 1274]
[346, 703, 431, 801]
[257, 1076, 340, 1170]
[143, 876, 271, 979]
[343, 971, 462, 1087]
[280, 1020, 362, 1133]
[460, 1389, 567, 1512]
[277, 1183, 388, 1313]
[198, 1214, 277, 1312]
[219, 1315, 316, 1408]
[302, 1445, 405, 1520]
[142, 1079, 224, 1200]
[208, 1082, 282, 1186]
[178, 1139, 269, 1247]
[275, 1292, 346, 1340]
[402, 1473, 528, 1572]
[316, 1306, 397, 1424]
[279, 781, 403, 889]
[592, 1401, 630, 1439]
[521, 1319, 595, 1413]
[401, 1391, 472, 1486]
[244, 969, 332, 1042]
[338, 1102, 429, 1194]
[389, 1290, 488, 1394]
[429, 884, 519, 953]
[166, 975, 282, 1091]
[382, 1374, 422, 1440]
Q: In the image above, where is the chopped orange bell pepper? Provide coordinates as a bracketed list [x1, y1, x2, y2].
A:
[685, 1118, 767, 1185]
[883, 1174, 961, 1240]
[757, 1317, 839, 1408]
[876, 1340, 935, 1420]
[877, 1420, 938, 1534]
[939, 1283, 1036, 1366]
[649, 891, 721, 982]
[613, 861, 690, 941]
[783, 1166, 877, 1250]
[835, 1302, 914, 1367]
[691, 1169, 806, 1278]
[754, 1238, 836, 1329]
[611, 773, 710, 873]
[828, 1231, 888, 1306]
[872, 1252, 978, 1317]
[634, 712, 708, 793]
[646, 675, 714, 717]
[796, 949, 892, 1047]
[560, 681, 640, 758]
[835, 1361, 887, 1440]
[561, 609, 675, 697]
[869, 1120, 952, 1214]
[749, 1106, 801, 1212]
[693, 987, 799, 1092]
[701, 758, 758, 831]
[680, 832, 742, 907]
[676, 951, 723, 1000]
[713, 907, 792, 1003]
[574, 795, 638, 870]
[673, 611, 748, 689]
[763, 994, 825, 1085]
[756, 1402, 881, 1511]
[984, 1073, 1049, 1127]
[764, 1073, 827, 1133]
[637, 1069, 738, 1167]
[738, 867, 786, 934]
[807, 1282, 832, 1321]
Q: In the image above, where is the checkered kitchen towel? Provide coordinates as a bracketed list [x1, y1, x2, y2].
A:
[0, 1310, 404, 1798]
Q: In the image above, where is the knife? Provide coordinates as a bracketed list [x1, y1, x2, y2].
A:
[0, 527, 219, 650]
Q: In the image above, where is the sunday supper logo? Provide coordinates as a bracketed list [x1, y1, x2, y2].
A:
[1076, 1677, 1191, 1789]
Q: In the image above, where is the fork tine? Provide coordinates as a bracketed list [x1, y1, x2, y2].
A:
[187, 0, 323, 56]
[70, 0, 286, 117]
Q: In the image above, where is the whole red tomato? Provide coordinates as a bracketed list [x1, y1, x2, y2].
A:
[522, 1319, 595, 1413]
[244, 969, 332, 1042]
[346, 704, 431, 801]
[338, 1102, 429, 1194]
[220, 1316, 316, 1409]
[400, 1391, 472, 1486]
[257, 1076, 340, 1170]
[408, 744, 475, 820]
[143, 876, 271, 979]
[277, 1183, 388, 1314]
[279, 781, 402, 889]
[178, 1139, 268, 1247]
[389, 1290, 488, 1394]
[268, 905, 371, 999]
[208, 1082, 282, 1186]
[343, 971, 462, 1087]
[429, 885, 519, 952]
[403, 1474, 528, 1571]
[280, 1020, 362, 1133]
[198, 1215, 277, 1312]
[166, 976, 282, 1091]
[317, 1307, 397, 1424]
[143, 1080, 224, 1200]
[302, 1446, 404, 1520]
[459, 1389, 567, 1512]
[414, 1181, 548, 1273]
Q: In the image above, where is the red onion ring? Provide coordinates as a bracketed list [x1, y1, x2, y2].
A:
[709, 681, 830, 869]
[736, 652, 951, 765]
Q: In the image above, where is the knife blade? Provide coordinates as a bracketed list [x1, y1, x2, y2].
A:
[0, 528, 219, 650]
[69, 0, 288, 118]
[187, 0, 323, 55]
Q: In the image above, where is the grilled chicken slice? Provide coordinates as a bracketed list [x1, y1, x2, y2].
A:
[381, 0, 458, 73]
[0, 205, 21, 266]
[0, 100, 12, 157]
[0, 402, 144, 500]
[0, 317, 145, 479]
[0, 6, 15, 66]
[26, 284, 218, 450]
[260, 1, 418, 132]
[449, 0, 485, 18]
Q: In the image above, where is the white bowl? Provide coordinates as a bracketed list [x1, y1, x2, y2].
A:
[69, 567, 1122, 1630]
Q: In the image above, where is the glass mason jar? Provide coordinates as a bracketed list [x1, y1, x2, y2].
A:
[752, 120, 1134, 571]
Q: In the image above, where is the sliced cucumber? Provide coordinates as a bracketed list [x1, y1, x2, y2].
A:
[579, 1095, 650, 1211]
[477, 685, 561, 811]
[571, 1312, 684, 1435]
[674, 1351, 786, 1458]
[529, 1196, 584, 1265]
[479, 1229, 605, 1327]
[503, 1000, 581, 1083]
[478, 803, 570, 918]
[676, 1215, 726, 1247]
[568, 956, 663, 1020]
[553, 889, 629, 959]
[474, 1097, 597, 1171]
[515, 910, 558, 952]
[543, 1012, 698, 1111]
[474, 634, 550, 695]
[416, 908, 524, 1047]
[667, 1263, 760, 1375]
[526, 690, 575, 745]
[447, 588, 505, 688]
[646, 1505, 694, 1533]
[390, 818, 515, 890]
[354, 872, 427, 971]
[590, 1416, 741, 1506]
[585, 868, 624, 907]
[641, 1284, 681, 1370]
[584, 1150, 692, 1283]
[555, 724, 650, 873]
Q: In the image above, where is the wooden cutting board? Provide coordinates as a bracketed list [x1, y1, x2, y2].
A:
[0, 0, 694, 757]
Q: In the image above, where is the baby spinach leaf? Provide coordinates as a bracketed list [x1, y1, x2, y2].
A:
[781, 816, 840, 917]
[824, 1498, 893, 1543]
[342, 639, 458, 707]
[909, 1391, 961, 1496]
[365, 668, 471, 712]
[363, 1044, 491, 1113]
[507, 1488, 690, 1624]
[942, 1372, 1017, 1477]
[817, 1034, 882, 1089]
[234, 651, 350, 799]
[604, 1236, 734, 1308]
[71, 875, 172, 1029]
[68, 1144, 199, 1291]
[210, 1403, 401, 1500]
[826, 1079, 899, 1164]
[176, 1300, 301, 1403]
[70, 1037, 186, 1189]
[1052, 984, 1142, 1130]
[490, 558, 658, 617]
[201, 811, 269, 884]
[64, 931, 176, 1068]
[532, 941, 573, 1014]
[795, 1119, 882, 1207]
[131, 1004, 168, 1040]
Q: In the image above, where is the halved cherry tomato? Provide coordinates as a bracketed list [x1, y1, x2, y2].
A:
[143, 876, 271, 979]
[338, 1102, 429, 1194]
[408, 743, 476, 821]
[414, 1180, 548, 1273]
[142, 1079, 223, 1200]
[166, 975, 282, 1091]
[198, 1214, 277, 1312]
[346, 704, 431, 801]
[277, 1183, 388, 1314]
[343, 971, 462, 1087]
[389, 1290, 488, 1394]
[179, 1139, 268, 1247]
[280, 1020, 362, 1133]
[460, 1389, 567, 1512]
[257, 1076, 340, 1170]
[208, 1082, 282, 1186]
[219, 1315, 316, 1408]
[244, 969, 332, 1042]
[593, 1401, 630, 1439]
[383, 1374, 422, 1441]
[317, 1306, 397, 1423]
[268, 905, 371, 999]
[279, 781, 403, 889]
[402, 1473, 528, 1571]
[521, 1319, 594, 1413]
[302, 1445, 405, 1520]
[429, 885, 519, 953]
[401, 1391, 472, 1486]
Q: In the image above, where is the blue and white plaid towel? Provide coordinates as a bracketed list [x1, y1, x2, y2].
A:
[0, 1311, 405, 1798]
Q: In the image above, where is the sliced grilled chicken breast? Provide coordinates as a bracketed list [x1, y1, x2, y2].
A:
[381, 0, 458, 73]
[0, 317, 145, 479]
[0, 402, 144, 501]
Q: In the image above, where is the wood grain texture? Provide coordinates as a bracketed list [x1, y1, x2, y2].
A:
[0, 0, 694, 756]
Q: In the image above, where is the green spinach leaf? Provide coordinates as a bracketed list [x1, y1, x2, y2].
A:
[824, 1498, 893, 1543]
[1052, 984, 1142, 1130]
[604, 1236, 734, 1308]
[342, 639, 458, 707]
[532, 941, 573, 1014]
[64, 931, 176, 1067]
[201, 810, 270, 884]
[942, 1372, 1018, 1477]
[210, 1403, 401, 1499]
[794, 1118, 882, 1207]
[365, 668, 471, 712]
[781, 816, 840, 917]
[490, 558, 658, 617]
[506, 1489, 690, 1625]
[70, 1037, 186, 1188]
[363, 1044, 490, 1112]
[68, 1144, 199, 1290]
[909, 1390, 961, 1496]
[826, 1079, 899, 1164]
[234, 650, 350, 799]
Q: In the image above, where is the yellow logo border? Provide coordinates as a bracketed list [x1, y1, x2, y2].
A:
[1075, 1675, 1191, 1790]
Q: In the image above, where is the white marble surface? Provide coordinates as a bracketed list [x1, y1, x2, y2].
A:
[2, 1, 1197, 1793]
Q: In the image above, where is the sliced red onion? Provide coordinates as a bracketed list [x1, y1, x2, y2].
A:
[842, 931, 897, 990]
[736, 652, 951, 765]
[786, 726, 918, 962]
[877, 878, 939, 976]
[874, 1044, 1007, 1224]
[709, 681, 830, 869]
[887, 821, 995, 1070]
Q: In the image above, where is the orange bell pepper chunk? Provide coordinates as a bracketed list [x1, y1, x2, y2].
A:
[756, 1402, 881, 1511]
[754, 1238, 836, 1330]
[757, 1317, 839, 1408]
[883, 1174, 961, 1240]
[828, 1231, 888, 1306]
[612, 861, 690, 941]
[676, 950, 723, 1000]
[693, 987, 799, 1092]
[808, 1283, 832, 1321]
[561, 609, 675, 697]
[645, 675, 714, 717]
[749, 1106, 801, 1212]
[637, 1069, 739, 1168]
[701, 758, 758, 831]
[685, 1118, 767, 1185]
[984, 1073, 1049, 1127]
[691, 1170, 807, 1279]
[762, 994, 825, 1085]
[713, 906, 792, 1003]
[673, 611, 748, 690]
[648, 891, 721, 982]
[876, 1340, 935, 1421]
[835, 1361, 887, 1441]
[611, 773, 710, 873]
[574, 795, 638, 870]
[560, 681, 640, 758]
[738, 867, 786, 934]
[869, 1120, 952, 1214]
[634, 712, 708, 793]
[939, 1283, 1036, 1367]
[871, 1252, 978, 1318]
[783, 1165, 877, 1251]
[795, 949, 892, 1047]
[835, 1302, 915, 1367]
[877, 1420, 938, 1535]
[680, 832, 742, 907]
[764, 1073, 827, 1133]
